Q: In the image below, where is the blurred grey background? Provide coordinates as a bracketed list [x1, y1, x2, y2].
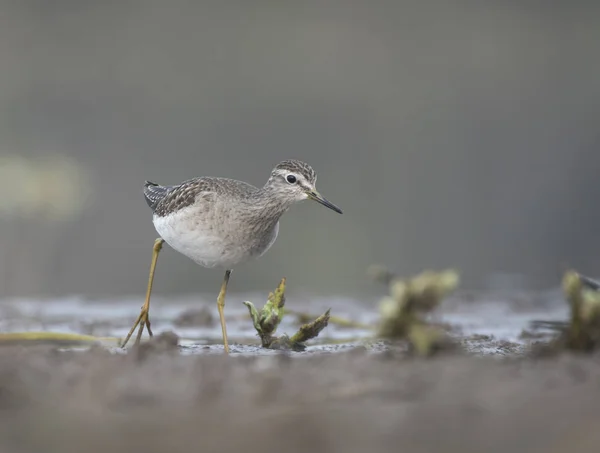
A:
[1, 0, 599, 300]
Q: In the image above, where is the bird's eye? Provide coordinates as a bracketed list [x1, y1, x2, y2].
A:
[286, 174, 297, 184]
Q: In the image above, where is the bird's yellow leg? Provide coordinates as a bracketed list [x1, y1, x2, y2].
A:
[121, 238, 164, 348]
[217, 270, 232, 354]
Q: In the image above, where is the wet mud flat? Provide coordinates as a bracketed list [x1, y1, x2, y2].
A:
[0, 288, 593, 453]
[1, 341, 600, 453]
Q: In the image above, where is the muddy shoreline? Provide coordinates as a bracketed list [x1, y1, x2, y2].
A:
[0, 290, 593, 452]
[0, 340, 599, 453]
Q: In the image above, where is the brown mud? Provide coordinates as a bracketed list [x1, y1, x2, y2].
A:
[0, 340, 599, 453]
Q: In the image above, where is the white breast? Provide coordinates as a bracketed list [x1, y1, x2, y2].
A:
[152, 207, 280, 269]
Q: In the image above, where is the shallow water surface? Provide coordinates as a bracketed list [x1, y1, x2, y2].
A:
[0, 289, 569, 355]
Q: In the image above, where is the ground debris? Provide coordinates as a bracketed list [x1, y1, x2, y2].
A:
[243, 278, 330, 351]
[130, 330, 180, 361]
[0, 331, 108, 347]
[369, 265, 460, 356]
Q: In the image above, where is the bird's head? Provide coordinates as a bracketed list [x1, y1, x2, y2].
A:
[265, 159, 343, 214]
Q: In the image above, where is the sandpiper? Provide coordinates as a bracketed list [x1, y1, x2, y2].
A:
[121, 159, 343, 353]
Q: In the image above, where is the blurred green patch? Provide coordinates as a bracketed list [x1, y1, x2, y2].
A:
[369, 265, 460, 356]
[531, 270, 600, 354]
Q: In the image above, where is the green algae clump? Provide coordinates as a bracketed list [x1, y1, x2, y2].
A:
[244, 278, 330, 351]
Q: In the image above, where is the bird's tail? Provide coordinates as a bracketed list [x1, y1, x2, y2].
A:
[143, 180, 169, 210]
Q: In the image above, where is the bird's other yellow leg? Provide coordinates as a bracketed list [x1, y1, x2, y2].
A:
[121, 238, 164, 348]
[217, 270, 232, 354]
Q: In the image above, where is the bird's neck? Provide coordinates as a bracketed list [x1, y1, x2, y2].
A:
[249, 185, 293, 226]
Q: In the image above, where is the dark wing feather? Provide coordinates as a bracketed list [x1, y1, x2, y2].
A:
[143, 180, 171, 211]
[143, 178, 217, 217]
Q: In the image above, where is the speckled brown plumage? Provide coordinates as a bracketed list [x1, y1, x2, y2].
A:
[144, 159, 319, 219]
[144, 177, 258, 218]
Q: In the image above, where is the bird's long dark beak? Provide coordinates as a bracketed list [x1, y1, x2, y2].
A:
[307, 190, 343, 214]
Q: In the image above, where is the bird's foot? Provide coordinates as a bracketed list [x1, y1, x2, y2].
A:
[121, 305, 153, 348]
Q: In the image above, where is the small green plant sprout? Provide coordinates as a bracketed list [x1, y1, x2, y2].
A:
[368, 265, 460, 356]
[243, 278, 331, 351]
